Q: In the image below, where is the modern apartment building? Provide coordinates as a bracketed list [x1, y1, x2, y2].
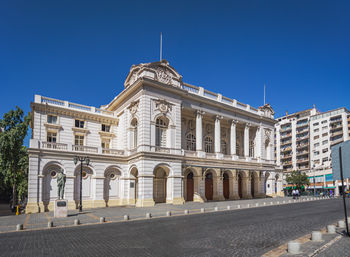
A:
[275, 107, 350, 194]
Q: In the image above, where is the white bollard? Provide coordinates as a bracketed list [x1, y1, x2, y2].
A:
[184, 209, 189, 215]
[276, 201, 279, 204]
[74, 219, 80, 226]
[227, 205, 231, 210]
[288, 200, 291, 203]
[347, 217, 350, 224]
[283, 201, 286, 204]
[146, 213, 152, 219]
[288, 241, 300, 254]
[247, 204, 250, 208]
[48, 221, 53, 228]
[270, 202, 273, 205]
[294, 199, 296, 202]
[166, 211, 171, 217]
[200, 208, 205, 213]
[263, 202, 266, 206]
[237, 205, 240, 209]
[327, 225, 336, 234]
[123, 215, 129, 221]
[214, 207, 218, 211]
[100, 217, 105, 223]
[338, 220, 345, 228]
[311, 231, 322, 241]
[255, 203, 259, 207]
[16, 224, 23, 231]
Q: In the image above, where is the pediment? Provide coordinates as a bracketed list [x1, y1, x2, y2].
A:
[124, 60, 183, 88]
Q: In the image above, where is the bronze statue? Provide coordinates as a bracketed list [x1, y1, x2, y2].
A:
[57, 169, 66, 200]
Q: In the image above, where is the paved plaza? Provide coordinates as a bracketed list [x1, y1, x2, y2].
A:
[0, 197, 349, 256]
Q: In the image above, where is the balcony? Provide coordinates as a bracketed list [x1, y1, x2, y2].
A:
[42, 142, 68, 150]
[296, 135, 309, 141]
[72, 145, 98, 153]
[281, 140, 292, 146]
[296, 128, 308, 134]
[281, 133, 292, 139]
[297, 158, 309, 164]
[281, 126, 292, 132]
[330, 117, 342, 124]
[296, 122, 308, 128]
[330, 130, 343, 137]
[282, 160, 292, 165]
[331, 137, 343, 146]
[297, 150, 309, 156]
[102, 148, 125, 155]
[281, 146, 292, 152]
[281, 155, 292, 160]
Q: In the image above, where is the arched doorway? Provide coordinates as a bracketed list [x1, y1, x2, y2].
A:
[238, 173, 243, 198]
[251, 173, 255, 198]
[205, 172, 213, 200]
[103, 167, 121, 206]
[74, 166, 94, 208]
[223, 172, 229, 199]
[130, 167, 138, 203]
[42, 163, 63, 211]
[186, 172, 194, 201]
[153, 167, 168, 203]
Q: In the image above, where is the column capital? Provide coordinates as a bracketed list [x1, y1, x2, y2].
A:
[245, 123, 252, 129]
[231, 119, 239, 126]
[196, 110, 205, 117]
[215, 115, 223, 121]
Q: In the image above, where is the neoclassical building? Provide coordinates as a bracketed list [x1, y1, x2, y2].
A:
[26, 60, 282, 213]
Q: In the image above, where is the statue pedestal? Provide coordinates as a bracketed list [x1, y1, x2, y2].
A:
[54, 199, 68, 218]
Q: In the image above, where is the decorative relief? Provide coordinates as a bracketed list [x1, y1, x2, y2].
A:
[128, 100, 139, 116]
[264, 129, 271, 143]
[156, 67, 172, 85]
[153, 99, 173, 114]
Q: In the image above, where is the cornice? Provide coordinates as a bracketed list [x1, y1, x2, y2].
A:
[32, 102, 118, 125]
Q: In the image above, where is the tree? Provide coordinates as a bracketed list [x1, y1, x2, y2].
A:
[286, 170, 310, 191]
[0, 107, 30, 209]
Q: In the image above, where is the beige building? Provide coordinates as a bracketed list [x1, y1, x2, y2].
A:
[26, 60, 282, 213]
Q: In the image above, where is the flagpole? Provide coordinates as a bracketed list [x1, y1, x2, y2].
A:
[160, 32, 162, 61]
[264, 83, 266, 105]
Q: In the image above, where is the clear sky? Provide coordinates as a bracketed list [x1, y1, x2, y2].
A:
[1, 0, 349, 145]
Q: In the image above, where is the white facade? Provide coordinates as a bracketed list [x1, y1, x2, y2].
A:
[26, 60, 281, 213]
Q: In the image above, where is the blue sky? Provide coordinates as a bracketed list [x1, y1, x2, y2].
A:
[1, 0, 349, 145]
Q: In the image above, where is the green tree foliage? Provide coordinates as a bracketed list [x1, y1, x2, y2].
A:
[286, 170, 310, 190]
[0, 107, 30, 207]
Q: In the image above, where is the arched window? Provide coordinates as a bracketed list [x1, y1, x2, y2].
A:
[186, 133, 196, 151]
[249, 140, 254, 157]
[156, 117, 168, 147]
[221, 140, 227, 155]
[204, 136, 213, 153]
[131, 118, 138, 149]
[236, 142, 241, 156]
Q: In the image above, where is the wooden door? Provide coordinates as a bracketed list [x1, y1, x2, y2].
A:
[186, 173, 194, 201]
[205, 173, 213, 200]
[238, 174, 242, 198]
[251, 175, 255, 198]
[223, 173, 229, 199]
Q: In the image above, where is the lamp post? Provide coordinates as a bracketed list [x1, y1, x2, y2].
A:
[313, 164, 316, 196]
[74, 156, 90, 212]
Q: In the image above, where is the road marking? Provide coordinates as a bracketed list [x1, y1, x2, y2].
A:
[86, 213, 100, 221]
[23, 214, 30, 228]
[309, 235, 342, 257]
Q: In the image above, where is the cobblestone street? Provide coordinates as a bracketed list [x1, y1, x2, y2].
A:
[0, 198, 348, 257]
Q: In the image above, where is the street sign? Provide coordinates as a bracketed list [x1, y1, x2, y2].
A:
[331, 140, 350, 181]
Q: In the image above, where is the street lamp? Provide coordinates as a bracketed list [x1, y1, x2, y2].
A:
[313, 164, 316, 196]
[74, 156, 90, 212]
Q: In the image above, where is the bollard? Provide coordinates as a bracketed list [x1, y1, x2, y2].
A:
[48, 221, 53, 228]
[288, 200, 291, 203]
[263, 202, 266, 206]
[200, 208, 205, 213]
[166, 211, 171, 217]
[255, 203, 259, 207]
[184, 209, 189, 215]
[237, 205, 240, 209]
[288, 241, 300, 254]
[338, 220, 345, 228]
[100, 217, 105, 223]
[283, 201, 286, 204]
[227, 206, 231, 210]
[347, 217, 350, 224]
[74, 219, 80, 226]
[16, 224, 23, 231]
[214, 207, 218, 211]
[311, 231, 322, 241]
[146, 213, 152, 219]
[270, 202, 273, 205]
[276, 201, 279, 204]
[294, 199, 296, 202]
[123, 215, 129, 221]
[246, 204, 250, 208]
[327, 225, 336, 234]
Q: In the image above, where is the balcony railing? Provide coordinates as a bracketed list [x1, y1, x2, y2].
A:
[42, 142, 68, 150]
[102, 148, 124, 155]
[184, 150, 197, 157]
[72, 145, 98, 153]
[155, 146, 170, 153]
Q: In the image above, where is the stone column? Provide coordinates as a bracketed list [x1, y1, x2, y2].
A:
[244, 123, 251, 157]
[230, 120, 237, 156]
[213, 169, 225, 201]
[193, 175, 205, 203]
[242, 174, 252, 199]
[196, 110, 204, 153]
[214, 115, 223, 153]
[135, 175, 155, 207]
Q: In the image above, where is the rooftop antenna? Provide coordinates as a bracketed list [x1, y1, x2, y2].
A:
[264, 83, 266, 105]
[160, 32, 162, 61]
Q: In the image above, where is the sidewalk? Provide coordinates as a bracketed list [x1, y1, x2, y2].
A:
[0, 196, 327, 234]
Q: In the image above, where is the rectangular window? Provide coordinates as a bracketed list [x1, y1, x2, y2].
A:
[314, 135, 319, 140]
[322, 140, 328, 145]
[101, 124, 110, 132]
[47, 132, 57, 143]
[322, 157, 328, 163]
[314, 151, 320, 156]
[321, 120, 327, 124]
[75, 120, 85, 128]
[313, 122, 319, 126]
[322, 126, 327, 131]
[322, 148, 328, 153]
[314, 143, 320, 147]
[322, 133, 328, 137]
[74, 135, 84, 146]
[47, 115, 57, 124]
[101, 140, 110, 149]
[314, 128, 319, 132]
